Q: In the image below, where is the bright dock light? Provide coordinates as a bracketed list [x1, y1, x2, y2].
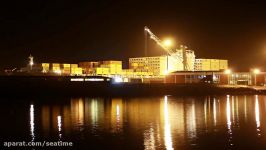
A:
[253, 68, 260, 86]
[54, 70, 62, 75]
[163, 39, 172, 47]
[224, 69, 231, 74]
[163, 70, 169, 75]
[114, 77, 123, 83]
[253, 69, 260, 74]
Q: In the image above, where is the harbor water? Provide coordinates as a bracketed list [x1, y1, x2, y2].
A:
[1, 95, 266, 149]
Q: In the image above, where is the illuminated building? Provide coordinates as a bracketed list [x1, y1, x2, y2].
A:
[194, 59, 228, 71]
[129, 56, 168, 76]
[129, 51, 195, 76]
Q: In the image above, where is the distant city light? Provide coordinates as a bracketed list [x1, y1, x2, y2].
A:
[253, 69, 260, 86]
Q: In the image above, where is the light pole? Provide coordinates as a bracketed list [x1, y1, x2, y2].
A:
[163, 38, 173, 74]
[29, 54, 34, 71]
[224, 69, 231, 85]
[253, 69, 260, 86]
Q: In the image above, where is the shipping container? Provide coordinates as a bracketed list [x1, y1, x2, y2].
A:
[72, 64, 78, 67]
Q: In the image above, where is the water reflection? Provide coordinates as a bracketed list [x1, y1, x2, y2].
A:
[163, 96, 173, 150]
[25, 95, 266, 149]
[90, 99, 98, 126]
[255, 95, 261, 137]
[213, 98, 217, 126]
[111, 98, 123, 133]
[30, 104, 35, 141]
[144, 126, 155, 150]
[71, 98, 84, 128]
[244, 96, 247, 121]
[58, 115, 62, 140]
[186, 100, 197, 139]
[226, 95, 233, 147]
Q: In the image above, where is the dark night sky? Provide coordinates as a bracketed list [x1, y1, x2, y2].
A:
[1, 0, 266, 71]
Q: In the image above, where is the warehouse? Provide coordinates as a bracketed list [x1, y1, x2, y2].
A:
[194, 59, 228, 71]
[129, 52, 195, 76]
[129, 56, 228, 76]
[165, 71, 266, 86]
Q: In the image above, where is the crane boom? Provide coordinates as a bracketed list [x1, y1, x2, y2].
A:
[144, 26, 190, 71]
[144, 26, 176, 56]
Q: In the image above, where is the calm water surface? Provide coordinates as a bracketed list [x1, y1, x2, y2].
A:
[1, 95, 266, 149]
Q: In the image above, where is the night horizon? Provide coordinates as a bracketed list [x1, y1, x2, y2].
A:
[1, 1, 266, 71]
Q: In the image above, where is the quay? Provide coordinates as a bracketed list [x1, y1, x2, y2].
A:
[0, 75, 266, 97]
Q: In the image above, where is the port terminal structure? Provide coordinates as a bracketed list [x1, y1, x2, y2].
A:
[5, 26, 265, 86]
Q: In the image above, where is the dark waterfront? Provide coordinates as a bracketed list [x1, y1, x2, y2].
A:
[1, 95, 266, 149]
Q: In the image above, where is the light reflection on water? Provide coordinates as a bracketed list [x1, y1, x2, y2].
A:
[57, 115, 62, 140]
[22, 95, 266, 149]
[163, 96, 173, 150]
[29, 104, 35, 141]
[255, 95, 261, 137]
[226, 95, 233, 147]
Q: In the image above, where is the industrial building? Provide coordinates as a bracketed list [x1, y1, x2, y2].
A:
[129, 56, 167, 76]
[129, 56, 228, 76]
[129, 50, 196, 76]
[20, 53, 228, 80]
[194, 59, 228, 71]
[165, 71, 266, 86]
[131, 26, 228, 75]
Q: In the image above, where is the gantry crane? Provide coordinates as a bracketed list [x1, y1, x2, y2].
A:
[144, 26, 189, 71]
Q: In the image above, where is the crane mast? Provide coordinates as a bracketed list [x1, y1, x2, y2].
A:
[144, 26, 189, 71]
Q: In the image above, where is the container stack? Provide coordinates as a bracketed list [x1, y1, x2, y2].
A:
[41, 63, 50, 73]
[100, 61, 122, 75]
[70, 64, 82, 75]
[52, 63, 61, 73]
[79, 62, 99, 74]
[61, 64, 71, 75]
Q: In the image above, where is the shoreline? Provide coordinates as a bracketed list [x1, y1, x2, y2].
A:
[0, 75, 265, 97]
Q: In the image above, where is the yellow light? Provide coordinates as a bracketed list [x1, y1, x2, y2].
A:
[224, 69, 231, 74]
[254, 69, 260, 74]
[54, 70, 62, 75]
[163, 70, 169, 75]
[163, 39, 172, 47]
[255, 95, 260, 128]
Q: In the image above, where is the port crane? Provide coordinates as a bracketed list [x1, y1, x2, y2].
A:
[144, 26, 189, 71]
